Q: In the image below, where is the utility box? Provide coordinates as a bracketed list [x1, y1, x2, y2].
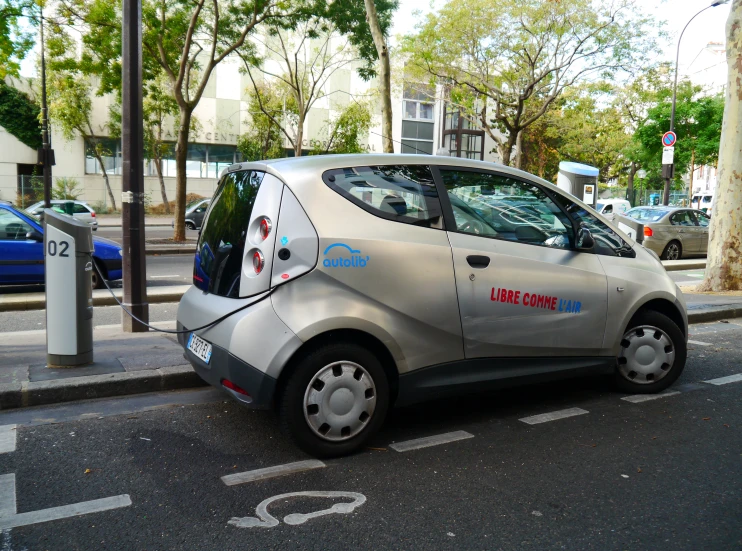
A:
[44, 209, 94, 367]
[615, 214, 644, 244]
[556, 161, 599, 209]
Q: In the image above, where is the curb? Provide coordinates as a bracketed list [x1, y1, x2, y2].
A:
[662, 261, 706, 272]
[146, 247, 196, 255]
[0, 365, 206, 410]
[0, 287, 188, 312]
[688, 306, 742, 324]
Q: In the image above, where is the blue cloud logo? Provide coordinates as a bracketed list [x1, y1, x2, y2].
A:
[323, 242, 369, 268]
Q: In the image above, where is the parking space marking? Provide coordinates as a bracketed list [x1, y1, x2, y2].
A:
[688, 339, 712, 346]
[389, 430, 474, 452]
[519, 407, 589, 425]
[0, 474, 16, 517]
[703, 373, 742, 386]
[221, 460, 326, 486]
[0, 425, 16, 454]
[621, 391, 681, 403]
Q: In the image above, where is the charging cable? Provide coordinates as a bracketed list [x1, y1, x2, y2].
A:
[93, 263, 273, 335]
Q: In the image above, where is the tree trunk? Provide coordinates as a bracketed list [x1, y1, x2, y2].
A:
[627, 162, 638, 206]
[688, 148, 695, 203]
[514, 130, 523, 169]
[155, 154, 170, 214]
[499, 133, 518, 167]
[94, 151, 117, 211]
[364, 0, 394, 153]
[698, 0, 742, 292]
[173, 109, 192, 242]
[294, 112, 304, 157]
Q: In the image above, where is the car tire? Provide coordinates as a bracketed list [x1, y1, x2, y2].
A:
[278, 343, 390, 458]
[185, 221, 196, 230]
[661, 240, 682, 260]
[614, 310, 686, 394]
[91, 260, 106, 290]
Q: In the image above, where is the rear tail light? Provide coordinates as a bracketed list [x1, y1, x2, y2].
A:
[644, 226, 653, 237]
[259, 218, 271, 240]
[221, 379, 250, 396]
[90, 211, 96, 217]
[253, 250, 265, 274]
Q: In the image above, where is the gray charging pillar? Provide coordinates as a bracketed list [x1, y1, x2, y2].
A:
[556, 161, 599, 209]
[44, 209, 94, 367]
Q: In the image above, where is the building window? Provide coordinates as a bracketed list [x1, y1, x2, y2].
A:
[401, 84, 434, 155]
[85, 139, 241, 178]
[441, 103, 485, 160]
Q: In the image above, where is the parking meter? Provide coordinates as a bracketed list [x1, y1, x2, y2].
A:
[44, 209, 94, 367]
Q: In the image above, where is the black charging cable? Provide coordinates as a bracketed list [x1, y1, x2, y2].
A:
[93, 262, 274, 335]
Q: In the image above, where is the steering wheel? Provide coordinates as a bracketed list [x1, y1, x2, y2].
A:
[459, 219, 485, 235]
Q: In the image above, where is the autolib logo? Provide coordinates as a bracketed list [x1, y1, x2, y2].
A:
[323, 243, 370, 268]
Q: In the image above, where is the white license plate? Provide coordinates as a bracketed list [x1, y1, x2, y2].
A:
[187, 333, 212, 364]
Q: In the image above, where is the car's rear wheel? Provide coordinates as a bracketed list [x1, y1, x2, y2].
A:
[91, 260, 106, 290]
[278, 343, 389, 458]
[185, 221, 196, 230]
[661, 240, 682, 260]
[614, 310, 686, 394]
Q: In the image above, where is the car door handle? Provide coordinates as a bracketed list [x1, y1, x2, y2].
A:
[467, 255, 490, 268]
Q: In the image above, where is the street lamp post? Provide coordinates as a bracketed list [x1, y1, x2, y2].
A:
[38, 10, 54, 209]
[663, 0, 729, 206]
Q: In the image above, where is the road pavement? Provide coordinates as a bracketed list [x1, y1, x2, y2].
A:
[0, 320, 739, 550]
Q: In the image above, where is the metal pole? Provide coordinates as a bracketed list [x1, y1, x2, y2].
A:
[121, 0, 149, 332]
[664, 1, 722, 205]
[39, 12, 52, 209]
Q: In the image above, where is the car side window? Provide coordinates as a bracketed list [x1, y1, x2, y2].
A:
[439, 169, 574, 249]
[0, 209, 32, 241]
[323, 165, 443, 229]
[550, 195, 635, 258]
[693, 211, 710, 227]
[603, 204, 613, 214]
[72, 204, 90, 214]
[670, 211, 695, 226]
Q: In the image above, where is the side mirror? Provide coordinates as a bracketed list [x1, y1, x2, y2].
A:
[26, 230, 43, 242]
[576, 226, 595, 250]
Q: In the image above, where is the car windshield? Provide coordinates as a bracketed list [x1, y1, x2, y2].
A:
[626, 208, 669, 222]
[22, 209, 40, 223]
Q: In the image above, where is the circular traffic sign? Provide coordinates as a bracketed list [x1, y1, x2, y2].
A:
[662, 131, 677, 147]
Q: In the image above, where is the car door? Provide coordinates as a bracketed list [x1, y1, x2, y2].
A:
[435, 168, 608, 359]
[602, 203, 614, 221]
[669, 210, 700, 253]
[691, 210, 710, 254]
[193, 201, 209, 227]
[0, 208, 44, 284]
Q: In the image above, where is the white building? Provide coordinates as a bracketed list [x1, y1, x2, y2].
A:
[0, 31, 500, 210]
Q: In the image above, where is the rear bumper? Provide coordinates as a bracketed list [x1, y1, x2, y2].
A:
[178, 322, 277, 408]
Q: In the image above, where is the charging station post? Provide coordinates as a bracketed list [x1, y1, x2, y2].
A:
[44, 209, 94, 367]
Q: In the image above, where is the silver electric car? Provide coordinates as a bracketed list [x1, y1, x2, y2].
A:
[177, 155, 688, 457]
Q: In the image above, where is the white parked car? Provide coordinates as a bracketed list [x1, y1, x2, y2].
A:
[690, 192, 714, 216]
[26, 200, 98, 230]
[596, 199, 631, 221]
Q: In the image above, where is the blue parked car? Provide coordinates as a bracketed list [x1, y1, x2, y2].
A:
[0, 202, 122, 288]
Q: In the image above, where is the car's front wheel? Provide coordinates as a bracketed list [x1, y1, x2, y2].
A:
[614, 310, 686, 394]
[185, 221, 196, 230]
[278, 343, 390, 458]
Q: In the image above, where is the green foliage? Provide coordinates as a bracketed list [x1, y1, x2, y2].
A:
[633, 80, 724, 187]
[0, 0, 34, 79]
[51, 177, 82, 200]
[402, 0, 661, 165]
[47, 70, 94, 140]
[311, 101, 372, 154]
[237, 82, 297, 161]
[0, 81, 41, 149]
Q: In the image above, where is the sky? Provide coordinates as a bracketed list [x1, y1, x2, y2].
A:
[390, 0, 731, 80]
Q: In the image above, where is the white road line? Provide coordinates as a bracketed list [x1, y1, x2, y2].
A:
[389, 430, 474, 452]
[519, 407, 589, 425]
[688, 339, 712, 346]
[221, 460, 326, 486]
[0, 426, 16, 455]
[0, 474, 16, 517]
[0, 495, 132, 530]
[703, 373, 742, 386]
[621, 391, 681, 403]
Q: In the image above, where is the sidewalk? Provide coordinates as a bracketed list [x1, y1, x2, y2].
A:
[96, 215, 174, 227]
[0, 323, 204, 410]
[661, 259, 706, 271]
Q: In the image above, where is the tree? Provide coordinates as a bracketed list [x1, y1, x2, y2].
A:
[403, 0, 659, 167]
[363, 0, 393, 153]
[237, 82, 297, 161]
[0, 0, 34, 79]
[0, 80, 41, 149]
[310, 100, 372, 154]
[699, 0, 742, 292]
[47, 69, 117, 210]
[633, 81, 724, 193]
[239, 19, 357, 157]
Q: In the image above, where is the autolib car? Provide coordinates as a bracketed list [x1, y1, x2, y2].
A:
[0, 202, 122, 288]
[177, 155, 688, 457]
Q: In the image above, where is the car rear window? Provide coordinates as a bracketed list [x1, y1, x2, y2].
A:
[195, 170, 265, 297]
[323, 165, 443, 229]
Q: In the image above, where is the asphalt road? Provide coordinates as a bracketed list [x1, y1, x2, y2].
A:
[0, 320, 739, 550]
